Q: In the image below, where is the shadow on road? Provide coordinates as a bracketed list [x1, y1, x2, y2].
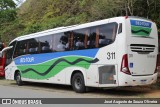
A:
[93, 87, 151, 97]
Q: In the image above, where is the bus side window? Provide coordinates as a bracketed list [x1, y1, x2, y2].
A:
[14, 40, 28, 57]
[72, 29, 87, 50]
[53, 33, 68, 52]
[28, 38, 39, 54]
[118, 23, 122, 34]
[98, 23, 118, 48]
[39, 35, 53, 53]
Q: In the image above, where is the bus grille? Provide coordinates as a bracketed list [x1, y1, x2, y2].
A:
[130, 44, 155, 54]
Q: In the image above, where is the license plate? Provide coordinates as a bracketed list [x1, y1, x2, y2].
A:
[141, 80, 147, 84]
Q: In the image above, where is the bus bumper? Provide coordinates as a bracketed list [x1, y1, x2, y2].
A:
[118, 73, 158, 86]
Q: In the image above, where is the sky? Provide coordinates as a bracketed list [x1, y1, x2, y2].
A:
[13, 0, 26, 7]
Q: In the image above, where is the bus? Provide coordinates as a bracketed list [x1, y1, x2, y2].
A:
[1, 16, 158, 93]
[0, 42, 5, 77]
[157, 32, 160, 77]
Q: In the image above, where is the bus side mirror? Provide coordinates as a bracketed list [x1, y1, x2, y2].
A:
[0, 46, 13, 57]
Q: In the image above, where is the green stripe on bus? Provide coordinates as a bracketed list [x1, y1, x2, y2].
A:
[131, 26, 152, 37]
[18, 56, 93, 80]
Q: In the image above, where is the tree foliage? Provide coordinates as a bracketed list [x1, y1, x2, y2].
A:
[0, 0, 16, 10]
[0, 0, 16, 23]
[0, 0, 160, 44]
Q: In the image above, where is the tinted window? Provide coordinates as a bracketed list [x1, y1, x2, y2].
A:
[73, 29, 89, 50]
[97, 23, 118, 48]
[12, 23, 118, 56]
[53, 33, 69, 52]
[39, 35, 52, 53]
[88, 27, 97, 48]
[53, 29, 89, 51]
[52, 22, 118, 51]
[28, 38, 39, 54]
[14, 40, 28, 57]
[82, 22, 118, 49]
[118, 23, 122, 34]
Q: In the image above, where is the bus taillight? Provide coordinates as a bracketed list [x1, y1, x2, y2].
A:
[121, 54, 131, 75]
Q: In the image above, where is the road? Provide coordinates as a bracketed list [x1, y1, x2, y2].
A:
[0, 79, 160, 107]
[0, 79, 160, 98]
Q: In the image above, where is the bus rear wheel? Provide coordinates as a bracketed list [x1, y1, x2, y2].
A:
[15, 72, 23, 86]
[71, 73, 86, 93]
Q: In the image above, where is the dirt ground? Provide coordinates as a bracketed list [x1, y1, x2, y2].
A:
[118, 78, 160, 98]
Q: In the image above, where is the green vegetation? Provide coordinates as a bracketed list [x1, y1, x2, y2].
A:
[0, 0, 160, 44]
[0, 0, 16, 24]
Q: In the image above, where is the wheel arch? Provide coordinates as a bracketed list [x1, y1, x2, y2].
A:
[14, 70, 20, 80]
[70, 69, 86, 85]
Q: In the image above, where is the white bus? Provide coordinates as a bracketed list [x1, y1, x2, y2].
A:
[1, 16, 158, 93]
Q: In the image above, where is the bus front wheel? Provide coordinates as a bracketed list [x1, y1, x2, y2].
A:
[71, 73, 86, 93]
[15, 72, 23, 86]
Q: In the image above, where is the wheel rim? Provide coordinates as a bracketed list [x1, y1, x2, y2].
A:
[74, 76, 82, 90]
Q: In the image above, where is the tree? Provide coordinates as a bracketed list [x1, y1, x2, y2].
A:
[0, 0, 17, 23]
[0, 0, 16, 10]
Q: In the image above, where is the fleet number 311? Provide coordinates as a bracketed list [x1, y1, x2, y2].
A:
[107, 52, 115, 60]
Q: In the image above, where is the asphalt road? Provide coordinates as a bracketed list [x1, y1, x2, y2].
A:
[0, 79, 160, 98]
[0, 79, 160, 107]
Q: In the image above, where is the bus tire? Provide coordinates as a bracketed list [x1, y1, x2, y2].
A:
[15, 72, 23, 86]
[71, 73, 86, 93]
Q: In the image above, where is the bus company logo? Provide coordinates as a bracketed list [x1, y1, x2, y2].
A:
[130, 20, 152, 37]
[142, 48, 146, 51]
[20, 57, 34, 63]
[2, 99, 11, 104]
[135, 21, 150, 27]
[130, 20, 152, 28]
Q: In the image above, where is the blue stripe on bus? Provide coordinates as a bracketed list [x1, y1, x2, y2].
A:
[14, 49, 99, 65]
[130, 20, 152, 28]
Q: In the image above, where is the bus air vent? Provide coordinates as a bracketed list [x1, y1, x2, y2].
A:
[130, 44, 155, 54]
